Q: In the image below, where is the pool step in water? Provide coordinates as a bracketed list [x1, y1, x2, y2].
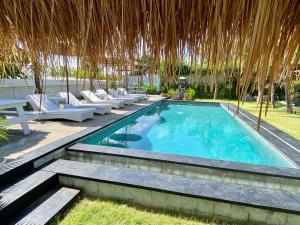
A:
[43, 159, 300, 225]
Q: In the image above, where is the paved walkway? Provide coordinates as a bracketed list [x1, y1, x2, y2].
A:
[0, 96, 162, 164]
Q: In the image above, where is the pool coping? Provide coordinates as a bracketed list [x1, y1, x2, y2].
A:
[1, 98, 300, 184]
[67, 143, 300, 180]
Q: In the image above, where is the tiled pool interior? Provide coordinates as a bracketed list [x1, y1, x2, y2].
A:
[82, 102, 294, 168]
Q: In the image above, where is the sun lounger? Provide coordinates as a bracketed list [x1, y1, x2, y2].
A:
[95, 89, 135, 105]
[107, 88, 139, 102]
[58, 92, 111, 115]
[27, 94, 94, 122]
[81, 90, 125, 109]
[117, 88, 148, 100]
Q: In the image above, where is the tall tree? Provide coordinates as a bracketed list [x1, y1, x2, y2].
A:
[284, 79, 293, 114]
[31, 52, 43, 94]
[271, 83, 276, 108]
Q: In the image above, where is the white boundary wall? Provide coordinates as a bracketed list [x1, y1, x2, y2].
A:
[0, 78, 106, 100]
[0, 75, 160, 100]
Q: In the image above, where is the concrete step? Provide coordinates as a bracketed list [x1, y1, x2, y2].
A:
[0, 170, 58, 223]
[12, 187, 80, 225]
[66, 143, 300, 193]
[43, 159, 300, 225]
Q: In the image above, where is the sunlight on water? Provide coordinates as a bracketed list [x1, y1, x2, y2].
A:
[83, 102, 293, 168]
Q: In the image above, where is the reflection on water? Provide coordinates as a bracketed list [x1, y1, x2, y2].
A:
[87, 104, 167, 149]
[110, 133, 143, 142]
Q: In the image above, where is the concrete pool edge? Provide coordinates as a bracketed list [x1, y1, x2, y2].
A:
[67, 143, 300, 181]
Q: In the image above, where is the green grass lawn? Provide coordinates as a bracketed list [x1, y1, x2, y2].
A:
[196, 99, 300, 141]
[54, 197, 247, 225]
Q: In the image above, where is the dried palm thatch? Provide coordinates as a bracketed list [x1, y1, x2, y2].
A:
[0, 0, 300, 129]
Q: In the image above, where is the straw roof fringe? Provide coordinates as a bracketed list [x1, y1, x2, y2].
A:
[0, 0, 300, 127]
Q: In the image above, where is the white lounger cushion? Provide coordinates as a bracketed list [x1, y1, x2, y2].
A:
[107, 88, 139, 102]
[117, 88, 148, 100]
[27, 94, 94, 122]
[95, 89, 135, 105]
[81, 90, 125, 109]
[58, 92, 111, 114]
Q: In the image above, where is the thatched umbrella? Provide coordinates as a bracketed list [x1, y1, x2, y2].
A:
[0, 0, 300, 130]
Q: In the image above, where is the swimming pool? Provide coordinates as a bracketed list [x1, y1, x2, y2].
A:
[82, 101, 294, 168]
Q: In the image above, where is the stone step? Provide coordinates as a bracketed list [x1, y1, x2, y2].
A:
[66, 143, 300, 193]
[0, 170, 58, 223]
[43, 159, 300, 225]
[12, 187, 80, 225]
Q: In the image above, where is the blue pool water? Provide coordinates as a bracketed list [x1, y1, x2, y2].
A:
[83, 102, 294, 168]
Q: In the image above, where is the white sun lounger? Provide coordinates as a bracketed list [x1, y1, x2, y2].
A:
[95, 89, 135, 105]
[81, 90, 125, 109]
[107, 88, 139, 102]
[27, 94, 95, 122]
[117, 88, 148, 100]
[58, 92, 111, 115]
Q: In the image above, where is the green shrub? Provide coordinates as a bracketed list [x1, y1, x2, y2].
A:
[160, 85, 168, 94]
[292, 80, 300, 106]
[292, 80, 300, 93]
[145, 84, 157, 94]
[109, 82, 117, 89]
[0, 118, 7, 142]
[167, 88, 178, 99]
[187, 87, 196, 101]
[292, 93, 300, 106]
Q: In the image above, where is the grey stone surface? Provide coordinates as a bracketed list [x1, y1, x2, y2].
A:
[65, 147, 300, 193]
[14, 187, 80, 225]
[68, 143, 300, 180]
[0, 170, 56, 211]
[43, 159, 300, 214]
[59, 176, 300, 225]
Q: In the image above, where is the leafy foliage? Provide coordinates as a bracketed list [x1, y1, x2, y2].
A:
[0, 118, 7, 142]
[187, 87, 196, 101]
[292, 80, 300, 105]
[167, 88, 178, 99]
[49, 67, 106, 80]
[0, 57, 28, 79]
[144, 84, 157, 94]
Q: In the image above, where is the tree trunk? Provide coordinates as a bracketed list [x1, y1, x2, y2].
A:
[213, 80, 218, 100]
[89, 74, 95, 92]
[271, 83, 276, 108]
[285, 82, 293, 114]
[64, 56, 69, 104]
[257, 79, 262, 105]
[125, 64, 128, 89]
[32, 61, 43, 94]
